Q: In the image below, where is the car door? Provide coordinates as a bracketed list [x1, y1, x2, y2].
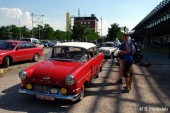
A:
[14, 42, 36, 62]
[87, 47, 100, 78]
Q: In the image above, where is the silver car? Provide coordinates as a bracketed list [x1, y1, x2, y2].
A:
[98, 42, 119, 58]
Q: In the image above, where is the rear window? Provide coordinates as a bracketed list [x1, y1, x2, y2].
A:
[0, 41, 17, 50]
[21, 39, 31, 42]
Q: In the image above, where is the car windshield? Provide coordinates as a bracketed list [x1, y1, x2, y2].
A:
[51, 46, 88, 61]
[101, 43, 114, 47]
[0, 41, 17, 50]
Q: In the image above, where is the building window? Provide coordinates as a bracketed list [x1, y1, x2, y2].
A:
[88, 22, 90, 24]
[84, 22, 86, 24]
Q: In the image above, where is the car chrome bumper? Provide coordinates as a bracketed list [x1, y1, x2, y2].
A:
[19, 88, 81, 101]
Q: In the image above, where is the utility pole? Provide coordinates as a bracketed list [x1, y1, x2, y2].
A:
[19, 18, 21, 40]
[16, 18, 21, 40]
[100, 16, 102, 36]
[31, 13, 44, 39]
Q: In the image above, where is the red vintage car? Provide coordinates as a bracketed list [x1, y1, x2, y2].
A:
[19, 42, 104, 101]
[0, 40, 43, 68]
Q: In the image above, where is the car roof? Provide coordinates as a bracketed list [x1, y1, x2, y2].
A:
[4, 40, 37, 44]
[55, 42, 96, 49]
[4, 40, 25, 43]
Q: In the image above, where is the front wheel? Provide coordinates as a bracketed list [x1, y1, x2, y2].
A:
[32, 53, 39, 62]
[77, 85, 85, 101]
[2, 57, 10, 68]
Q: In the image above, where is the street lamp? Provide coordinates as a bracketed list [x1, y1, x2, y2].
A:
[16, 18, 21, 40]
[100, 16, 102, 36]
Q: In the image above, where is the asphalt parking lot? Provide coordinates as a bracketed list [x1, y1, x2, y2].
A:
[0, 48, 170, 113]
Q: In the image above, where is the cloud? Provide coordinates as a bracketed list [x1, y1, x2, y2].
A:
[24, 11, 32, 29]
[0, 7, 23, 19]
[0, 7, 65, 31]
[44, 18, 65, 31]
[0, 7, 23, 26]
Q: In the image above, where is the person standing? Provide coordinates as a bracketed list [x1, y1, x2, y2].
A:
[119, 33, 134, 93]
[116, 41, 126, 84]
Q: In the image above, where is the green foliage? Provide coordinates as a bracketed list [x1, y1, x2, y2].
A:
[21, 26, 32, 38]
[108, 23, 122, 41]
[0, 26, 13, 40]
[71, 25, 99, 42]
[43, 24, 54, 40]
[0, 23, 99, 41]
[71, 25, 86, 41]
[54, 30, 66, 41]
[85, 29, 99, 41]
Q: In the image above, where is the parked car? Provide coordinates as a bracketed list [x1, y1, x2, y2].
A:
[49, 42, 55, 47]
[53, 41, 61, 47]
[19, 42, 104, 101]
[21, 38, 44, 49]
[41, 40, 52, 47]
[0, 40, 43, 68]
[98, 42, 119, 58]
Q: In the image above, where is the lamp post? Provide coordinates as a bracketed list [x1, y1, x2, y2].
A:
[100, 16, 102, 36]
[16, 18, 21, 40]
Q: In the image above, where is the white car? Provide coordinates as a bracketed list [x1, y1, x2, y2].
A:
[98, 42, 119, 58]
[21, 38, 44, 49]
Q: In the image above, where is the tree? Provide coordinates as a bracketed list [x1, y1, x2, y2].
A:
[9, 25, 20, 40]
[0, 23, 99, 41]
[108, 23, 122, 41]
[85, 29, 99, 42]
[21, 26, 32, 38]
[32, 25, 44, 40]
[54, 30, 65, 41]
[71, 25, 86, 41]
[43, 24, 54, 40]
[0, 26, 7, 40]
[65, 31, 72, 41]
[71, 25, 99, 42]
[0, 26, 13, 40]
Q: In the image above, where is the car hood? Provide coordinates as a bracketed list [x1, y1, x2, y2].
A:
[30, 60, 82, 84]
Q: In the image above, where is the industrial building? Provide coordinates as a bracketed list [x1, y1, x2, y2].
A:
[66, 12, 99, 33]
[74, 14, 99, 32]
[132, 0, 170, 45]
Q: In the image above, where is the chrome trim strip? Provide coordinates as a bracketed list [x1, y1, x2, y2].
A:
[19, 88, 81, 101]
[14, 54, 34, 58]
[77, 65, 98, 83]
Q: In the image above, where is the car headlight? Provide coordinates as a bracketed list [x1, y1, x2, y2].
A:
[19, 70, 27, 80]
[65, 75, 75, 85]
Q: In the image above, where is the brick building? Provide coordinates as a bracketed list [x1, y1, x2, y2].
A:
[74, 14, 99, 32]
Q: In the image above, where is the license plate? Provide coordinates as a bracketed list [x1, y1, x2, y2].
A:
[36, 94, 55, 101]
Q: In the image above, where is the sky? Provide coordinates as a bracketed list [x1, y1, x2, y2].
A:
[0, 0, 163, 36]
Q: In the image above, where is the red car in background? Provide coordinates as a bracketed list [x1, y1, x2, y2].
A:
[19, 42, 104, 102]
[0, 40, 43, 68]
